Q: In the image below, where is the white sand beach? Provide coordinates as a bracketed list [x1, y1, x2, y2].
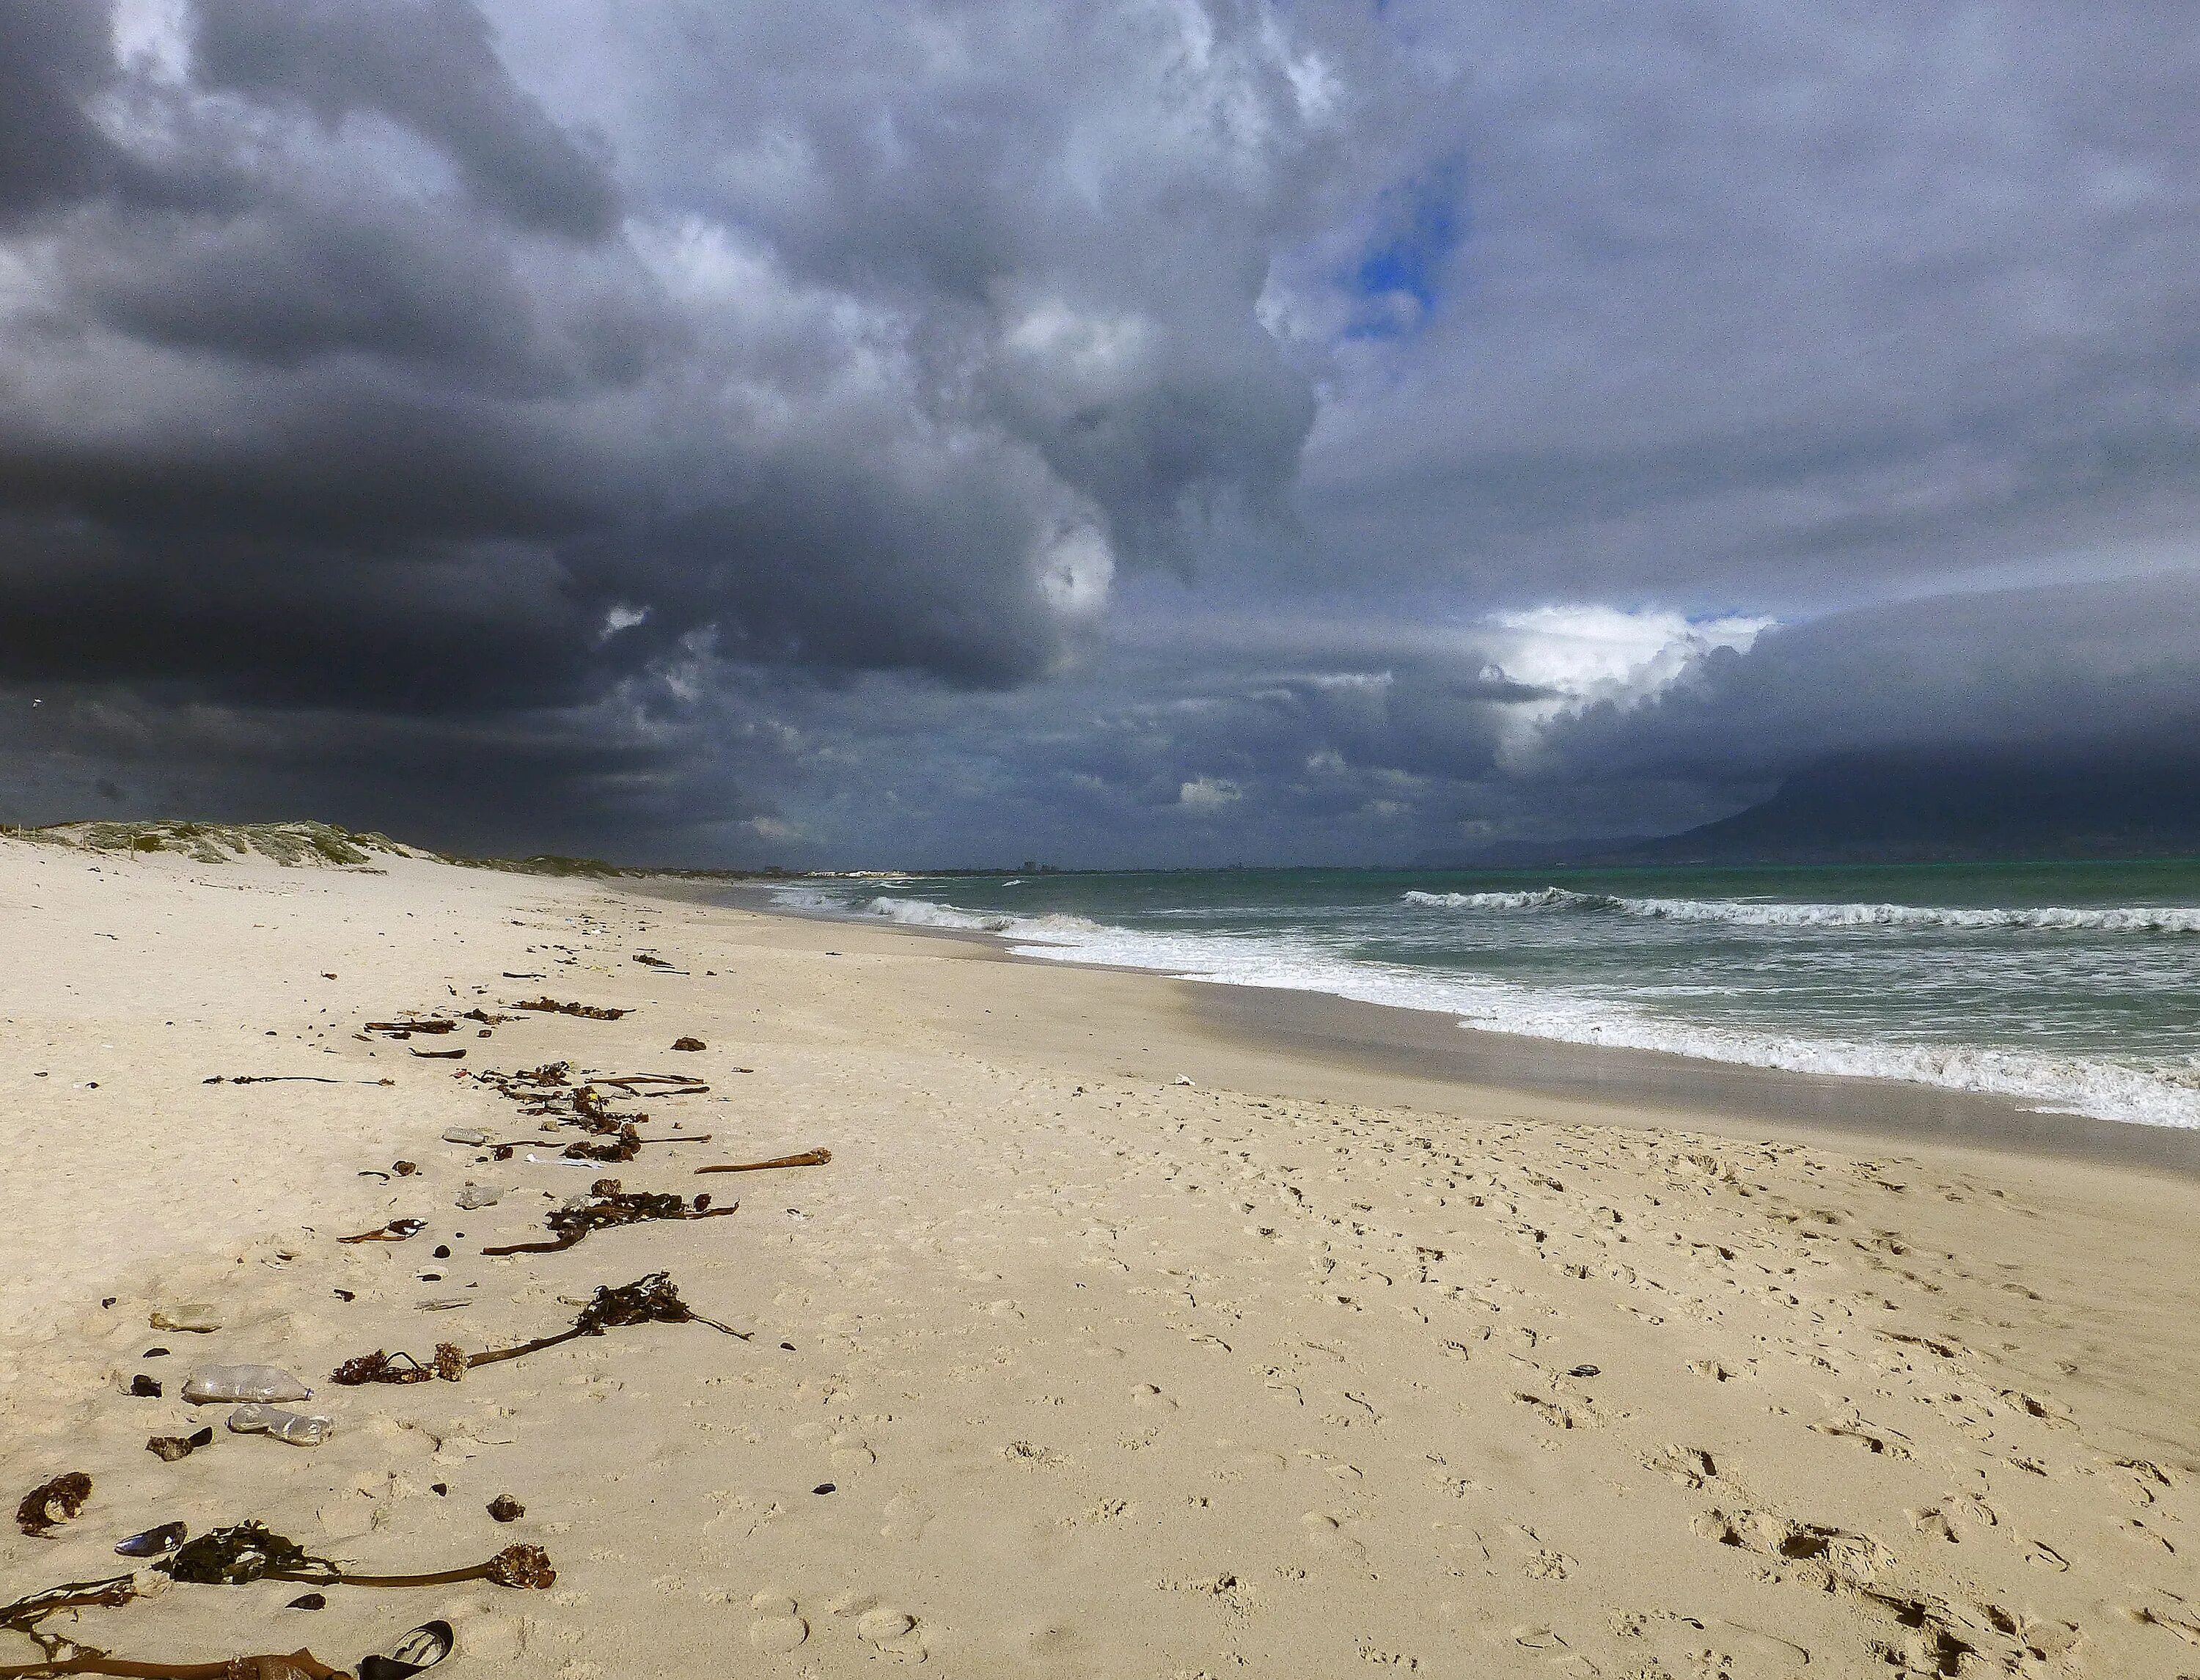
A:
[4, 837, 2198, 1678]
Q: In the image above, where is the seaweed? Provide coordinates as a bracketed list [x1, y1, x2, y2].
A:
[480, 1189, 733, 1256]
[598, 1074, 708, 1096]
[510, 999, 631, 1020]
[166, 1522, 555, 1592]
[164, 1522, 311, 1585]
[202, 1076, 393, 1087]
[144, 1429, 212, 1464]
[331, 1272, 747, 1387]
[336, 1219, 424, 1246]
[560, 1123, 641, 1163]
[551, 1123, 711, 1162]
[16, 1474, 91, 1538]
[0, 1647, 342, 1678]
[694, 1148, 832, 1175]
[0, 1522, 553, 1668]
[363, 1020, 456, 1038]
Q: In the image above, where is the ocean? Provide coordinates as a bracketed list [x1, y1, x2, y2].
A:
[774, 859, 2200, 1129]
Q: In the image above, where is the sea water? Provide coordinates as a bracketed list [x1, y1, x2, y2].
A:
[775, 860, 2200, 1129]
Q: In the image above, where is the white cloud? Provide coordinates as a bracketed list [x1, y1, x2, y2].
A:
[1478, 603, 1773, 767]
[1178, 774, 1242, 811]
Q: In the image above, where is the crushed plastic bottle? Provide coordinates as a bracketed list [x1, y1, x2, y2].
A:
[151, 1305, 222, 1333]
[441, 1126, 489, 1145]
[454, 1182, 502, 1209]
[182, 1365, 312, 1404]
[227, 1404, 332, 1445]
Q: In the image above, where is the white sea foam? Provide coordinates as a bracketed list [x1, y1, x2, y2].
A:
[773, 883, 2200, 1128]
[997, 922, 2200, 1128]
[771, 886, 1097, 939]
[1401, 888, 2200, 933]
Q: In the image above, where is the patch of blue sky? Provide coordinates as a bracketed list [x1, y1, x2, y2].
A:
[1343, 155, 1467, 340]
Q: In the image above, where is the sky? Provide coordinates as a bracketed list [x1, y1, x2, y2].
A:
[3, 0, 2196, 867]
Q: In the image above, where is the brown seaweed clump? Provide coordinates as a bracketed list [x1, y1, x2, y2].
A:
[15, 1473, 90, 1537]
[483, 1189, 730, 1256]
[510, 998, 630, 1020]
[331, 1272, 748, 1389]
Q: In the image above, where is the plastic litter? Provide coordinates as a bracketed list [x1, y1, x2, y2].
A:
[183, 1365, 312, 1404]
[151, 1305, 222, 1333]
[227, 1404, 333, 1445]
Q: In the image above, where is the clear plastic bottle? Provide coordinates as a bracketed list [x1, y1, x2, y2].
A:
[227, 1404, 332, 1445]
[183, 1365, 312, 1404]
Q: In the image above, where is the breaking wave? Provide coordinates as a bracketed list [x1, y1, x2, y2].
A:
[1400, 888, 2200, 933]
[771, 886, 1098, 940]
[994, 923, 2200, 1129]
[771, 881, 2200, 1128]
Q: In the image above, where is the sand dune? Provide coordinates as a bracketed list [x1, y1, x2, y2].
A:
[3, 840, 2196, 1677]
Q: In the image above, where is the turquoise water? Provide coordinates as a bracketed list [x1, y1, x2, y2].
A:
[777, 860, 2200, 1128]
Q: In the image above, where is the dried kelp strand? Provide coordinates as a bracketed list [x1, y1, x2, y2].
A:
[694, 1148, 832, 1175]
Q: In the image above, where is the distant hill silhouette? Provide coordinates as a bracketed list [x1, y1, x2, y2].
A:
[1412, 748, 2200, 869]
[1613, 749, 2200, 864]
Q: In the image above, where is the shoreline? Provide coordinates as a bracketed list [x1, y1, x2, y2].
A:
[697, 879, 2200, 1180]
[10, 845, 2200, 1678]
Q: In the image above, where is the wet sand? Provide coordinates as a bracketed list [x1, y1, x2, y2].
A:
[5, 841, 2199, 1678]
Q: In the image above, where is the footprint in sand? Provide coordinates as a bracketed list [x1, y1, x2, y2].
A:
[858, 1607, 929, 1660]
[1300, 1511, 1369, 1561]
[828, 1591, 930, 1661]
[1131, 1382, 1178, 1409]
[1641, 1613, 1810, 1678]
[881, 1492, 934, 1542]
[829, 1433, 876, 1472]
[1640, 1445, 1717, 1489]
[748, 1589, 809, 1652]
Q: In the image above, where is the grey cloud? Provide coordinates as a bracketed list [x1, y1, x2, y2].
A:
[1291, 2, 2200, 609]
[1538, 574, 2200, 788]
[191, 0, 622, 239]
[1, 0, 1429, 854]
[0, 0, 138, 223]
[4, 0, 2194, 865]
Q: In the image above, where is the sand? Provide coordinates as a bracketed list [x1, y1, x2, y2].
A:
[3, 839, 2198, 1679]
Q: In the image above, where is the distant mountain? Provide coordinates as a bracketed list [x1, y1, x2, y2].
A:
[1607, 749, 2200, 865]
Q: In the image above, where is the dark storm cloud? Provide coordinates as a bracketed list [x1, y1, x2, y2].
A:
[2, 1, 2196, 863]
[191, 0, 620, 240]
[0, 0, 155, 223]
[0, 0, 1429, 851]
[1538, 573, 2200, 789]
